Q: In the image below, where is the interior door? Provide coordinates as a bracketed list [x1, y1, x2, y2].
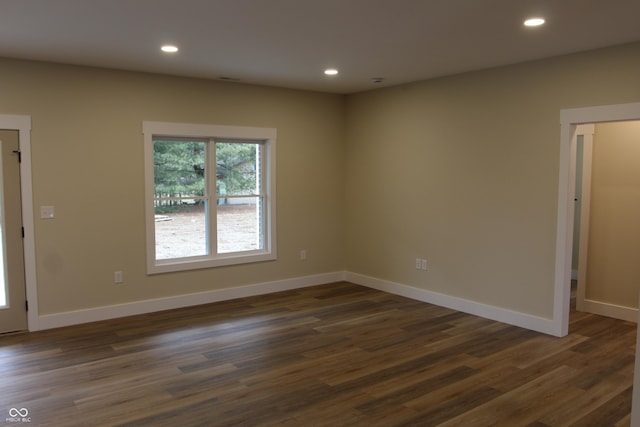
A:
[0, 130, 27, 333]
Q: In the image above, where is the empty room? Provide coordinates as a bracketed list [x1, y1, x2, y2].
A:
[2, 1, 640, 425]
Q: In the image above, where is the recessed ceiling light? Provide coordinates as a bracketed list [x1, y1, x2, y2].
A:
[324, 69, 339, 76]
[161, 45, 179, 53]
[524, 18, 545, 27]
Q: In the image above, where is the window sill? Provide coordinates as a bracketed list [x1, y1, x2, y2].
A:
[147, 250, 277, 275]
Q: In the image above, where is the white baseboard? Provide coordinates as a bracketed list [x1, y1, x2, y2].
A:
[32, 270, 564, 336]
[346, 272, 559, 336]
[580, 299, 638, 323]
[32, 271, 347, 331]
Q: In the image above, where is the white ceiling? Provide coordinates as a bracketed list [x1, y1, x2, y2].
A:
[1, 0, 640, 94]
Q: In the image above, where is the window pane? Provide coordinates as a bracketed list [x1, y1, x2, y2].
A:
[155, 203, 208, 260]
[154, 140, 206, 199]
[153, 139, 208, 260]
[217, 198, 263, 253]
[216, 142, 258, 196]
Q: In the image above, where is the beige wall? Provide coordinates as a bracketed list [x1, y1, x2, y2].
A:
[586, 121, 640, 307]
[3, 41, 640, 322]
[0, 58, 346, 315]
[345, 42, 640, 319]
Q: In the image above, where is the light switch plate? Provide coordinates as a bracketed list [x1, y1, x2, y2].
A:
[40, 205, 55, 219]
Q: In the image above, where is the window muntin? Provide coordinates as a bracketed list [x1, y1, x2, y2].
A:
[143, 122, 276, 274]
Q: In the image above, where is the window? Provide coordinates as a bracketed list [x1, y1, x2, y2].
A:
[143, 122, 276, 274]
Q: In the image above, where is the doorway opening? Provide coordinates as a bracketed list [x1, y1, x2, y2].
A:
[572, 121, 640, 324]
[0, 114, 36, 331]
[0, 215, 5, 308]
[0, 130, 26, 332]
[554, 102, 640, 337]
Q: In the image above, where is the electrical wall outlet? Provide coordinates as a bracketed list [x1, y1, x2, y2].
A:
[300, 250, 307, 261]
[421, 259, 428, 270]
[114, 271, 124, 284]
[415, 258, 421, 269]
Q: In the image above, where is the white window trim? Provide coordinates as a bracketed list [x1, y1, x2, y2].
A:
[143, 121, 277, 274]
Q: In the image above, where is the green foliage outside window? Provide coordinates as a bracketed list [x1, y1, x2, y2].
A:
[153, 139, 258, 211]
[154, 140, 205, 209]
[215, 142, 257, 196]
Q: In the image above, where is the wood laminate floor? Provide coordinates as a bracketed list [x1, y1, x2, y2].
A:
[0, 282, 636, 426]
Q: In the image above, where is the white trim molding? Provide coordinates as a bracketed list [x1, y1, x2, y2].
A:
[32, 269, 571, 335]
[346, 272, 557, 336]
[580, 299, 638, 323]
[574, 124, 594, 314]
[33, 272, 346, 331]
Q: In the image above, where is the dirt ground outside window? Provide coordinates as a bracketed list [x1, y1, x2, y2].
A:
[155, 204, 259, 259]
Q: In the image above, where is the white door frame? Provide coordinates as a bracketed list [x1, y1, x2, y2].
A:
[574, 124, 594, 314]
[554, 102, 640, 337]
[0, 114, 38, 331]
